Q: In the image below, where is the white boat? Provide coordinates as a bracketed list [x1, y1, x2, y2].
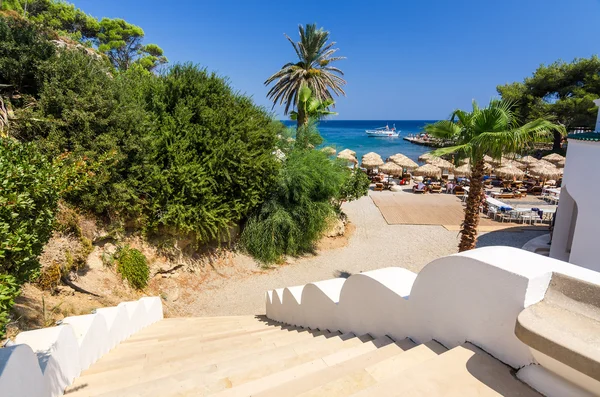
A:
[365, 124, 399, 137]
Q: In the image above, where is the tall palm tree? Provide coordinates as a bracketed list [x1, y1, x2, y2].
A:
[265, 23, 346, 128]
[425, 100, 565, 252]
[290, 86, 337, 123]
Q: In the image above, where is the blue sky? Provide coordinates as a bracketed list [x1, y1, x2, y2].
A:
[72, 0, 600, 120]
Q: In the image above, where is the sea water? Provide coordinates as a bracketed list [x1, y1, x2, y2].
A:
[282, 120, 438, 162]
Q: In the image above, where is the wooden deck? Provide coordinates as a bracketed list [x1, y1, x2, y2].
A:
[370, 192, 547, 231]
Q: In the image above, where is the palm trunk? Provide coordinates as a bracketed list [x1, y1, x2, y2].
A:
[296, 106, 308, 129]
[458, 159, 485, 252]
[552, 130, 562, 152]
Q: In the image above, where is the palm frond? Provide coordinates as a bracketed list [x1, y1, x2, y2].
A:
[425, 120, 462, 139]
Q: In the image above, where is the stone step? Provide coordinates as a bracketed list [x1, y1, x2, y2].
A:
[348, 343, 541, 397]
[254, 338, 417, 397]
[70, 331, 348, 395]
[67, 331, 352, 396]
[211, 336, 394, 397]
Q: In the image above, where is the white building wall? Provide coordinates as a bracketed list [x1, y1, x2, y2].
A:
[550, 140, 600, 271]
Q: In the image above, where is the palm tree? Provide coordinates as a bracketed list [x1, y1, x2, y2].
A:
[290, 86, 337, 123]
[265, 23, 346, 128]
[425, 100, 565, 252]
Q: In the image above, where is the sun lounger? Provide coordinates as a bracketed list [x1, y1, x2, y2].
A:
[374, 183, 384, 191]
[413, 183, 427, 193]
[430, 185, 442, 193]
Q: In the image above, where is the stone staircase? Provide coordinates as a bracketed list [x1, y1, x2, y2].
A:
[65, 315, 539, 397]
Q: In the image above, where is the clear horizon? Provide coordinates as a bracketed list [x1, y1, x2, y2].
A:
[72, 0, 600, 120]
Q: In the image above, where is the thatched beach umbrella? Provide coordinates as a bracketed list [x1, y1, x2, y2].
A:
[379, 162, 403, 176]
[338, 148, 356, 157]
[418, 152, 435, 162]
[412, 163, 442, 178]
[495, 164, 525, 179]
[426, 157, 455, 171]
[536, 159, 556, 168]
[453, 164, 472, 177]
[542, 153, 565, 163]
[362, 151, 382, 160]
[556, 159, 565, 168]
[391, 156, 419, 170]
[483, 163, 494, 174]
[321, 146, 336, 156]
[502, 160, 526, 170]
[518, 155, 538, 166]
[361, 156, 384, 168]
[337, 152, 358, 164]
[458, 158, 470, 165]
[389, 153, 408, 163]
[484, 155, 502, 165]
[530, 164, 562, 181]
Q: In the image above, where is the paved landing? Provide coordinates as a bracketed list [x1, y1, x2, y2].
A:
[370, 192, 545, 231]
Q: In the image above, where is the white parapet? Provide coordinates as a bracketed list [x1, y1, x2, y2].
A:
[0, 344, 47, 397]
[118, 299, 148, 337]
[265, 246, 600, 372]
[15, 325, 81, 397]
[95, 305, 130, 349]
[2, 296, 164, 397]
[336, 267, 416, 340]
[301, 278, 346, 332]
[62, 314, 109, 371]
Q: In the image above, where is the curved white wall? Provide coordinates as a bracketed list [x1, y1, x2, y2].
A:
[0, 296, 163, 397]
[266, 247, 600, 372]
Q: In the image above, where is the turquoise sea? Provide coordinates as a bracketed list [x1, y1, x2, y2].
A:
[282, 120, 439, 162]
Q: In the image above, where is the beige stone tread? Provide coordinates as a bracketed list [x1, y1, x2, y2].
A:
[83, 324, 315, 373]
[289, 340, 447, 397]
[254, 337, 417, 397]
[67, 329, 345, 396]
[211, 335, 392, 397]
[348, 343, 541, 397]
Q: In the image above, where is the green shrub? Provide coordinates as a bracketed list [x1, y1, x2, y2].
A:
[336, 168, 370, 208]
[116, 246, 149, 290]
[0, 138, 61, 282]
[240, 147, 346, 264]
[0, 273, 20, 338]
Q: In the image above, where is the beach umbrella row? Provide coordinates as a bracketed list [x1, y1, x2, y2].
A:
[412, 163, 442, 178]
[379, 161, 404, 176]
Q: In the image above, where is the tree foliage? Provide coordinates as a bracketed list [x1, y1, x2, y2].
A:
[116, 246, 149, 290]
[97, 18, 167, 71]
[425, 100, 563, 251]
[497, 57, 600, 150]
[265, 23, 346, 126]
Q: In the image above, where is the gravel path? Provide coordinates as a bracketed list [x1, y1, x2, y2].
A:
[180, 194, 545, 317]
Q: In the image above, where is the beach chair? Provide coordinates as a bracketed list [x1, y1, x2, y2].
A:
[412, 184, 427, 194]
[374, 183, 384, 192]
[430, 184, 442, 193]
[528, 186, 543, 196]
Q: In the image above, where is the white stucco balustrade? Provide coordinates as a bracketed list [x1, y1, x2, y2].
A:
[265, 246, 600, 392]
[0, 296, 163, 397]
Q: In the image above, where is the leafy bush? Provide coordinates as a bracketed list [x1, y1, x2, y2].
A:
[0, 138, 61, 282]
[116, 246, 149, 290]
[0, 273, 20, 338]
[336, 168, 370, 208]
[36, 262, 61, 291]
[240, 147, 346, 264]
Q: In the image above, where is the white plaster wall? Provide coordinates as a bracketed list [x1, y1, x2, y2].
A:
[0, 344, 47, 397]
[552, 140, 600, 271]
[530, 349, 600, 396]
[336, 268, 416, 340]
[517, 364, 596, 397]
[2, 296, 164, 397]
[301, 278, 346, 332]
[95, 305, 130, 349]
[265, 246, 600, 373]
[62, 314, 110, 370]
[15, 325, 81, 397]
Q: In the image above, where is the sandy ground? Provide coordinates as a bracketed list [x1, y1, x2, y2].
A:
[175, 193, 546, 317]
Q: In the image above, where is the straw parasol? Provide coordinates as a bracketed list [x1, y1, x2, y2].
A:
[426, 157, 455, 171]
[556, 159, 565, 168]
[453, 164, 472, 177]
[338, 148, 356, 157]
[458, 158, 470, 165]
[391, 156, 419, 170]
[362, 151, 382, 160]
[495, 164, 525, 179]
[418, 152, 435, 162]
[337, 152, 358, 164]
[542, 153, 565, 163]
[412, 163, 442, 178]
[536, 159, 556, 168]
[361, 156, 384, 168]
[518, 155, 538, 166]
[484, 155, 502, 165]
[321, 146, 336, 156]
[502, 160, 527, 170]
[379, 161, 403, 176]
[483, 163, 494, 174]
[389, 153, 408, 162]
[530, 164, 562, 180]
